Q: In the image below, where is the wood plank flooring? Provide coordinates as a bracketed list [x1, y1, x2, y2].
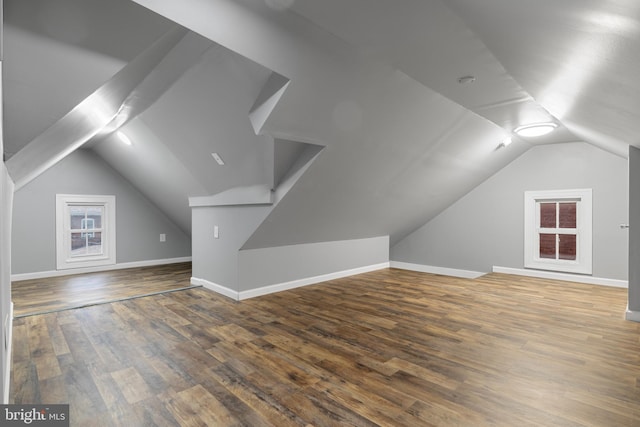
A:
[11, 268, 640, 426]
[11, 262, 195, 317]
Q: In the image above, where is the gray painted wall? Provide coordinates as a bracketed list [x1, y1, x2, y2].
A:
[191, 204, 270, 290]
[391, 142, 628, 280]
[238, 236, 389, 292]
[1, 165, 14, 404]
[12, 149, 191, 274]
[2, 35, 15, 400]
[192, 204, 388, 293]
[629, 146, 640, 310]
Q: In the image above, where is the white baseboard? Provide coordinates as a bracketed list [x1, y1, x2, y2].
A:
[492, 266, 628, 288]
[191, 277, 240, 301]
[239, 262, 390, 300]
[389, 261, 485, 279]
[193, 262, 390, 301]
[625, 307, 640, 322]
[11, 257, 192, 282]
[4, 302, 13, 404]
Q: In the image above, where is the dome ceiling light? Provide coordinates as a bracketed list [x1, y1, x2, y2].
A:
[514, 122, 558, 138]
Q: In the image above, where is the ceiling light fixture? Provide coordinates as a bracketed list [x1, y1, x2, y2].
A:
[514, 122, 558, 138]
[116, 131, 132, 146]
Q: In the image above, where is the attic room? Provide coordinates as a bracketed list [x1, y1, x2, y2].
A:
[1, 0, 639, 425]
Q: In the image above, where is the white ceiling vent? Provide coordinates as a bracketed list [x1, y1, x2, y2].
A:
[211, 152, 225, 165]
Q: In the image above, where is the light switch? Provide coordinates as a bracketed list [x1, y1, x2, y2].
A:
[160, 233, 166, 242]
[214, 226, 219, 239]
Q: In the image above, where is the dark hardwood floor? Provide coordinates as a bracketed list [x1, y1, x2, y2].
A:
[11, 262, 194, 317]
[10, 268, 640, 426]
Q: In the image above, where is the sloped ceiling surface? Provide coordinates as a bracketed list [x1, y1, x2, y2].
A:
[137, 46, 274, 196]
[5, 0, 638, 249]
[2, 0, 175, 157]
[91, 45, 276, 233]
[287, 0, 581, 149]
[446, 0, 639, 157]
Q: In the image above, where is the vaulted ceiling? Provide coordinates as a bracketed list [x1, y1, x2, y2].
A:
[4, 0, 638, 247]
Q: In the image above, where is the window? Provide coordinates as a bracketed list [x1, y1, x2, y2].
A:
[524, 189, 592, 274]
[56, 195, 116, 270]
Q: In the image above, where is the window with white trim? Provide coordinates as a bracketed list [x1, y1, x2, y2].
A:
[56, 194, 116, 270]
[524, 189, 592, 274]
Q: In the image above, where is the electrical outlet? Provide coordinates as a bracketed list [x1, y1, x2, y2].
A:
[160, 233, 166, 242]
